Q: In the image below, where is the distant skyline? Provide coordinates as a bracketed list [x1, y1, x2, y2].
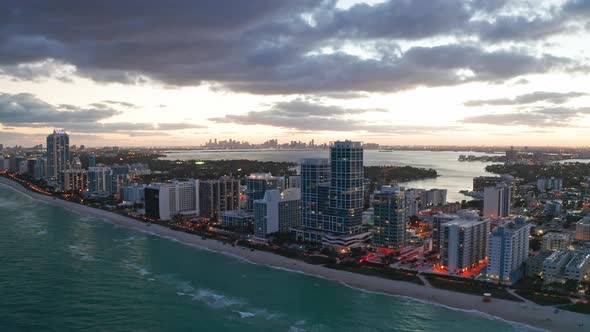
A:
[1, 0, 589, 147]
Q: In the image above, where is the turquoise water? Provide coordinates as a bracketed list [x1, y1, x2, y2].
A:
[0, 184, 535, 332]
[163, 150, 500, 202]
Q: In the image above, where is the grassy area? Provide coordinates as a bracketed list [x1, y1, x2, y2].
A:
[562, 302, 590, 315]
[325, 264, 424, 285]
[515, 289, 571, 306]
[424, 276, 523, 302]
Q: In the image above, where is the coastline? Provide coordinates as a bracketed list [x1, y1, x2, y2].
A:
[1, 177, 588, 332]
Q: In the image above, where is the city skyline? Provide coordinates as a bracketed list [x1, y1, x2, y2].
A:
[1, 0, 590, 147]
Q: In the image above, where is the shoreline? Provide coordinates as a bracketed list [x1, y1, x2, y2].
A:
[1, 177, 588, 331]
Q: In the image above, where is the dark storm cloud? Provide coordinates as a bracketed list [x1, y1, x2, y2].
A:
[223, 45, 573, 94]
[0, 92, 204, 134]
[0, 0, 586, 93]
[464, 91, 588, 106]
[0, 93, 119, 123]
[462, 107, 590, 127]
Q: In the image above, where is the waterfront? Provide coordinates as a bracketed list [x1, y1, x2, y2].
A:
[0, 182, 556, 332]
[163, 150, 501, 202]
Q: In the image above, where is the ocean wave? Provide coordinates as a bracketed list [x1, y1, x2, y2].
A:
[122, 261, 152, 277]
[67, 244, 98, 262]
[233, 310, 256, 319]
[336, 281, 547, 332]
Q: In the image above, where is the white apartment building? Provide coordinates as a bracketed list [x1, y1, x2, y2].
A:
[486, 219, 531, 284]
[441, 218, 490, 272]
[541, 232, 572, 251]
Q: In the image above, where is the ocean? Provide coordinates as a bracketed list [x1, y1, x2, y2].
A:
[0, 183, 536, 331]
[162, 149, 500, 202]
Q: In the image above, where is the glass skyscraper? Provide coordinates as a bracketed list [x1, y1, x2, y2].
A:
[46, 129, 69, 182]
[328, 141, 364, 235]
[245, 173, 284, 211]
[372, 187, 406, 249]
[299, 141, 366, 243]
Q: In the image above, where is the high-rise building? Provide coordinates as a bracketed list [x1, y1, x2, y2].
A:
[88, 154, 96, 168]
[245, 173, 284, 211]
[483, 183, 511, 219]
[441, 218, 490, 272]
[296, 141, 370, 247]
[88, 167, 113, 193]
[301, 158, 330, 239]
[328, 141, 364, 234]
[62, 169, 89, 193]
[486, 218, 531, 284]
[110, 165, 130, 197]
[198, 177, 240, 221]
[473, 176, 503, 192]
[34, 157, 47, 179]
[432, 210, 480, 252]
[371, 187, 406, 250]
[254, 188, 301, 239]
[121, 184, 147, 204]
[144, 179, 199, 221]
[46, 129, 69, 182]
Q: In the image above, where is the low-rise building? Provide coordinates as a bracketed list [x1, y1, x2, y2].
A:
[576, 217, 590, 241]
[543, 250, 573, 284]
[541, 232, 572, 251]
[526, 250, 553, 278]
[221, 210, 255, 233]
[564, 252, 590, 282]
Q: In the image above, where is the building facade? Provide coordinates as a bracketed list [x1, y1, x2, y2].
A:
[541, 232, 572, 251]
[483, 183, 511, 219]
[254, 188, 301, 239]
[245, 173, 284, 211]
[371, 187, 406, 250]
[144, 179, 199, 221]
[486, 218, 531, 284]
[46, 129, 70, 183]
[198, 177, 240, 221]
[441, 218, 490, 272]
[576, 217, 590, 241]
[88, 167, 112, 193]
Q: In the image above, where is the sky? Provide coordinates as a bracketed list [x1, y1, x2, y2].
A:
[0, 0, 589, 147]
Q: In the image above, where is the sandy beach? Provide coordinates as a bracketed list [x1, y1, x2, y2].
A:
[1, 177, 588, 332]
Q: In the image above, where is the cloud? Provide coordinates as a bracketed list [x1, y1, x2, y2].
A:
[464, 91, 588, 106]
[462, 107, 590, 127]
[0, 92, 119, 123]
[102, 100, 138, 108]
[0, 0, 586, 94]
[0, 92, 204, 135]
[209, 99, 456, 134]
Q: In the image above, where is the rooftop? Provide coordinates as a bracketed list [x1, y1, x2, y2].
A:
[543, 232, 571, 240]
[221, 210, 254, 218]
[577, 217, 590, 226]
[566, 252, 590, 270]
[444, 218, 488, 228]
